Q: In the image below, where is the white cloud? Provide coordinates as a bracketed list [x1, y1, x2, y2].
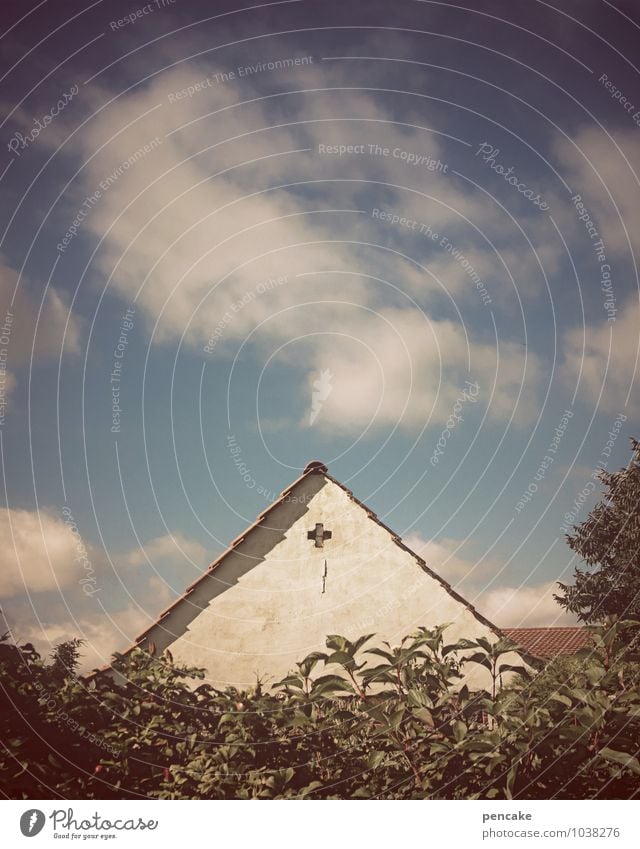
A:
[562, 295, 639, 416]
[0, 507, 83, 597]
[302, 306, 540, 431]
[556, 126, 640, 415]
[554, 125, 640, 257]
[65, 67, 396, 348]
[477, 581, 578, 628]
[70, 62, 511, 326]
[404, 532, 577, 627]
[404, 533, 492, 586]
[125, 532, 208, 567]
[38, 59, 545, 433]
[0, 260, 82, 363]
[0, 520, 207, 671]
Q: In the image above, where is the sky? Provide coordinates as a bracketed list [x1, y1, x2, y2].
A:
[0, 0, 639, 671]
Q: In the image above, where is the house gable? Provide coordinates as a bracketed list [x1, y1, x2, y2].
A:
[123, 463, 520, 690]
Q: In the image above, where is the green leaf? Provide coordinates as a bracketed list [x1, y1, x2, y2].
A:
[455, 638, 479, 650]
[352, 634, 376, 653]
[298, 652, 327, 677]
[463, 652, 493, 671]
[475, 636, 493, 654]
[366, 751, 386, 770]
[453, 720, 467, 742]
[548, 693, 572, 707]
[310, 674, 354, 696]
[389, 707, 405, 729]
[413, 708, 435, 727]
[598, 748, 640, 774]
[325, 635, 348, 652]
[407, 689, 433, 709]
[363, 704, 387, 723]
[365, 647, 396, 663]
[325, 650, 356, 667]
[278, 675, 304, 689]
[498, 663, 529, 678]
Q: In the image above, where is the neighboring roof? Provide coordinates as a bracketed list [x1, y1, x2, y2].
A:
[503, 627, 590, 659]
[90, 460, 507, 675]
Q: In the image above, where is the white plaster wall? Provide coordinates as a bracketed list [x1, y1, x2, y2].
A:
[162, 478, 522, 691]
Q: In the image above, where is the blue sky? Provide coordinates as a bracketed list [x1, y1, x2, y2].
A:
[1, 0, 639, 669]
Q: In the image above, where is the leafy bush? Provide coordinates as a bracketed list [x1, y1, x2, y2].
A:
[1, 622, 639, 799]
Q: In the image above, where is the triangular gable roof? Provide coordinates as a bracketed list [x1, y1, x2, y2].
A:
[95, 461, 506, 673]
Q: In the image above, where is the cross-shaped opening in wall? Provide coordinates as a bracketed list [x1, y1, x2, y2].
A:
[307, 522, 332, 548]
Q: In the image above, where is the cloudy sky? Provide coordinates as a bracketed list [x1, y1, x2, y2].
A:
[1, 0, 639, 670]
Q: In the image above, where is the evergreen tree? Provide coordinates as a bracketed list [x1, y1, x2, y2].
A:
[556, 438, 640, 624]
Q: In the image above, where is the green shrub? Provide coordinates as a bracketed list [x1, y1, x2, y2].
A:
[1, 623, 638, 799]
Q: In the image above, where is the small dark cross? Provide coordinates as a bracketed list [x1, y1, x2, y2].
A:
[308, 522, 332, 548]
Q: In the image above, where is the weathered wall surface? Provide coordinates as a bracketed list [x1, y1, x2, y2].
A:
[146, 477, 522, 691]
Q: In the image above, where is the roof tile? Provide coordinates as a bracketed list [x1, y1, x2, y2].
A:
[503, 627, 590, 658]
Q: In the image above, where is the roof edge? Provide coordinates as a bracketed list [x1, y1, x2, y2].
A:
[323, 472, 509, 642]
[87, 463, 324, 677]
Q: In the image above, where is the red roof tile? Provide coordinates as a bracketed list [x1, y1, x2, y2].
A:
[503, 627, 590, 659]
